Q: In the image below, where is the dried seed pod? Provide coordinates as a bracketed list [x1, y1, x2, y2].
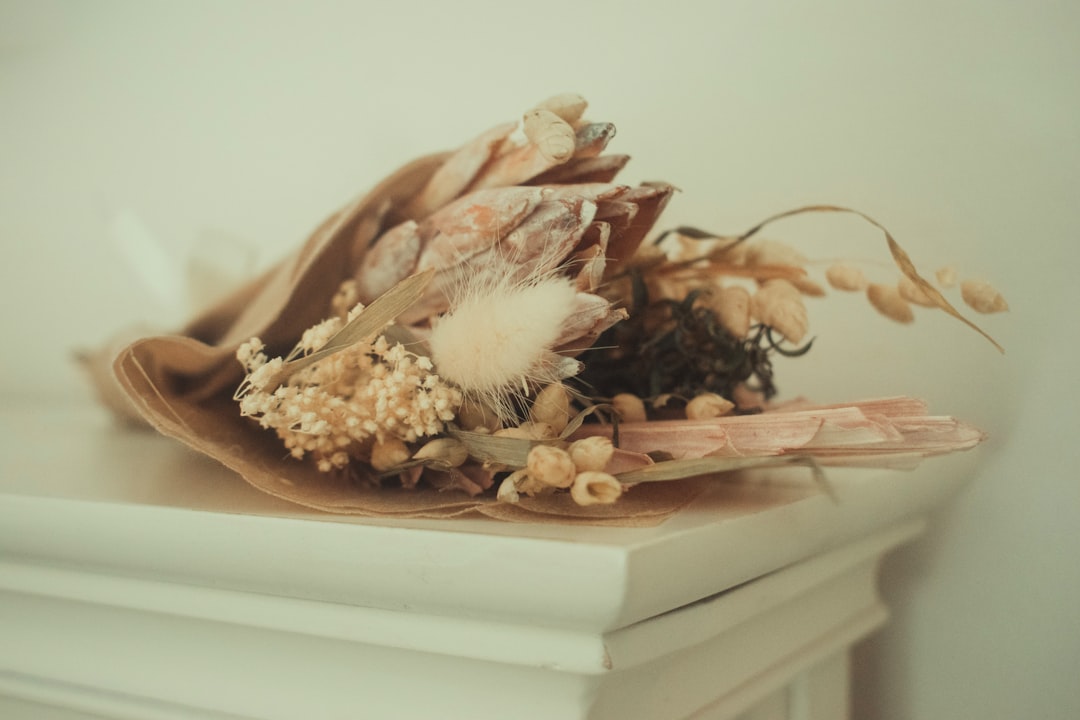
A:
[457, 401, 501, 433]
[961, 279, 1009, 314]
[709, 285, 752, 338]
[825, 263, 868, 292]
[412, 437, 468, 468]
[686, 393, 735, 420]
[497, 469, 528, 503]
[744, 239, 807, 267]
[936, 265, 958, 288]
[523, 109, 576, 163]
[526, 445, 577, 489]
[752, 279, 808, 344]
[530, 382, 572, 433]
[493, 421, 556, 441]
[867, 283, 915, 323]
[571, 471, 623, 506]
[568, 436, 614, 473]
[535, 93, 588, 126]
[732, 384, 765, 411]
[370, 437, 411, 471]
[898, 275, 937, 307]
[790, 276, 826, 297]
[611, 393, 647, 423]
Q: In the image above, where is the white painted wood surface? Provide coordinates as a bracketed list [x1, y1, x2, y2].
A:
[0, 402, 977, 718]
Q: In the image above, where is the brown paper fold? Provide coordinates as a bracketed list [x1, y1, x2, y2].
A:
[106, 122, 704, 525]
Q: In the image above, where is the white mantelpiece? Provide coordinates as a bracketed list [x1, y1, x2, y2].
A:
[0, 402, 975, 719]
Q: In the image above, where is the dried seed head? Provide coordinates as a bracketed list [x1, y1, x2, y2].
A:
[936, 265, 958, 288]
[370, 437, 411, 471]
[568, 436, 615, 473]
[867, 283, 915, 323]
[897, 275, 937, 307]
[571, 471, 623, 506]
[526, 445, 577, 489]
[825, 263, 868, 292]
[752, 279, 809, 344]
[429, 276, 580, 425]
[530, 383, 572, 434]
[534, 93, 588, 126]
[961, 279, 1009, 314]
[686, 393, 735, 420]
[523, 108, 576, 163]
[708, 285, 752, 338]
[744, 240, 807, 267]
[412, 437, 468, 468]
[612, 393, 647, 423]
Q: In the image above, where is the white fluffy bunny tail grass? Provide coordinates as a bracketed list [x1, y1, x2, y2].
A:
[428, 275, 582, 425]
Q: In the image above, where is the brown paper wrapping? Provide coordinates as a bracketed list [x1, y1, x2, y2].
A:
[106, 131, 703, 525]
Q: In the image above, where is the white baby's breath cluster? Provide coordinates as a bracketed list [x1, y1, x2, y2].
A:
[235, 307, 462, 473]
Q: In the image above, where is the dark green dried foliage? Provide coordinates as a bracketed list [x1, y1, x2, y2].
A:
[578, 274, 811, 405]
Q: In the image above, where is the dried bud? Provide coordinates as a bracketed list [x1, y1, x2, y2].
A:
[867, 283, 914, 323]
[497, 469, 528, 503]
[686, 393, 735, 420]
[493, 422, 555, 441]
[612, 393, 647, 423]
[961, 279, 1009, 314]
[530, 383, 572, 433]
[752, 279, 808, 344]
[898, 275, 937, 307]
[535, 93, 588, 126]
[825, 263, 868, 292]
[571, 471, 624, 506]
[568, 436, 615, 473]
[708, 285, 752, 338]
[412, 438, 468, 468]
[526, 445, 577, 489]
[936, 265, 958, 288]
[523, 109, 576, 163]
[370, 437, 411, 471]
[457, 401, 501, 433]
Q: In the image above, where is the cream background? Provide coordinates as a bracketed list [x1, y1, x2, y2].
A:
[1, 2, 1077, 717]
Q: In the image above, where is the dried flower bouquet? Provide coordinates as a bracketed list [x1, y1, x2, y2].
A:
[102, 94, 1005, 525]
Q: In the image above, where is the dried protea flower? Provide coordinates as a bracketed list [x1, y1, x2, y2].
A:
[339, 96, 673, 423]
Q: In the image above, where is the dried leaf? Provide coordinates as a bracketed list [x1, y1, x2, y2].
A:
[262, 269, 434, 390]
[615, 455, 831, 499]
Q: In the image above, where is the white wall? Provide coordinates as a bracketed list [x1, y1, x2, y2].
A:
[2, 2, 1077, 717]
